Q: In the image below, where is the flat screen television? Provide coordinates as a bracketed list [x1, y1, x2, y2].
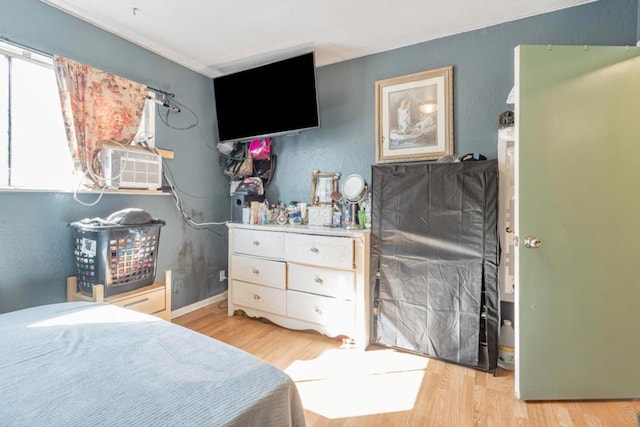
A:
[213, 51, 320, 143]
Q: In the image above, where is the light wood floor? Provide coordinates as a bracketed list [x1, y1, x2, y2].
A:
[173, 302, 640, 427]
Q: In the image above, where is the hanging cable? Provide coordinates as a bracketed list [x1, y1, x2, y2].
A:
[146, 86, 198, 130]
[133, 138, 228, 233]
[161, 157, 206, 199]
[157, 96, 198, 130]
[162, 167, 228, 234]
[148, 87, 215, 153]
[141, 89, 228, 231]
[72, 142, 139, 206]
[147, 94, 181, 113]
[73, 171, 108, 207]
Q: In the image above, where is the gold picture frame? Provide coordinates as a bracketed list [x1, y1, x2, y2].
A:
[311, 171, 340, 205]
[375, 66, 453, 163]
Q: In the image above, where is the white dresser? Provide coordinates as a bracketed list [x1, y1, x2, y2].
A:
[227, 223, 370, 348]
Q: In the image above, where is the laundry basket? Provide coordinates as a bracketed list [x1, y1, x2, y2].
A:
[70, 218, 165, 297]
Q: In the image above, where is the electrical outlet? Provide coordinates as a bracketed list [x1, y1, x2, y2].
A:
[173, 278, 183, 294]
[219, 269, 226, 282]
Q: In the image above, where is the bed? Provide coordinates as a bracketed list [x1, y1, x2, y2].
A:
[0, 302, 306, 426]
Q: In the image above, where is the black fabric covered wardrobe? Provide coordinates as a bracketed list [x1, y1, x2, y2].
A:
[370, 160, 499, 372]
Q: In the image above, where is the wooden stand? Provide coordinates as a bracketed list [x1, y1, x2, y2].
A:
[67, 270, 172, 321]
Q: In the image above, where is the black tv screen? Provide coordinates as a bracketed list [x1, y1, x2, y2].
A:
[213, 52, 320, 143]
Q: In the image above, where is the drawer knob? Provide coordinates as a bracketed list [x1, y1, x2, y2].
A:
[253, 294, 261, 300]
[313, 276, 324, 285]
[310, 247, 319, 254]
[252, 269, 260, 275]
[252, 241, 260, 246]
[314, 305, 323, 315]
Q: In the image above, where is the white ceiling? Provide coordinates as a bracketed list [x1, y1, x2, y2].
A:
[42, 0, 595, 77]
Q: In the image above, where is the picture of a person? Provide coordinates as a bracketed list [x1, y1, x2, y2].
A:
[389, 85, 439, 150]
[397, 99, 413, 134]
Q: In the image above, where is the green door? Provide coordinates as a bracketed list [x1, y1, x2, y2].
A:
[516, 45, 640, 400]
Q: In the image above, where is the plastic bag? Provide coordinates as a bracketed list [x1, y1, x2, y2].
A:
[248, 138, 271, 160]
[216, 141, 236, 155]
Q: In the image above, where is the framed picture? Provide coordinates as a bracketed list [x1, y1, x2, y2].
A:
[375, 66, 453, 163]
[310, 170, 340, 205]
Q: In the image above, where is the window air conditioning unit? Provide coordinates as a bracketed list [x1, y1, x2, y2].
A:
[100, 144, 162, 190]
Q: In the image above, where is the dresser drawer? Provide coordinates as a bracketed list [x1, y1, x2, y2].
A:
[232, 280, 286, 316]
[286, 290, 355, 330]
[231, 255, 286, 289]
[288, 263, 355, 300]
[232, 228, 284, 259]
[111, 286, 165, 315]
[284, 233, 353, 269]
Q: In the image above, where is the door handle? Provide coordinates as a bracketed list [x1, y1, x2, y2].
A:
[524, 236, 542, 248]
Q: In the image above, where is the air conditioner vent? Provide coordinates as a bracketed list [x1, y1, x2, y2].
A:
[100, 146, 162, 190]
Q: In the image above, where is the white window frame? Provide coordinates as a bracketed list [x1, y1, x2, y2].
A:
[0, 39, 156, 191]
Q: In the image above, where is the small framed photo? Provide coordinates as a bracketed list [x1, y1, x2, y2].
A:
[375, 66, 453, 163]
[310, 170, 340, 206]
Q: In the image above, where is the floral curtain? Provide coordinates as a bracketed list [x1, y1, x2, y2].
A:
[53, 56, 147, 186]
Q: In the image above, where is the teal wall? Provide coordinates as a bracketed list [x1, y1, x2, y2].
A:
[0, 0, 637, 314]
[267, 0, 639, 204]
[0, 0, 229, 313]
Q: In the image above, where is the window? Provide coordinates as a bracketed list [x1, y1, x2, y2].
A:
[0, 40, 155, 190]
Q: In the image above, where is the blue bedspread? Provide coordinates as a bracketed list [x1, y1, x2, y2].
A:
[0, 302, 305, 426]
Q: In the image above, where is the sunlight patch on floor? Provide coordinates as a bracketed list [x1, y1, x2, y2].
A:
[285, 348, 428, 419]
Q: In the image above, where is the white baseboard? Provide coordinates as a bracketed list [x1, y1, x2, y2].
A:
[171, 291, 228, 319]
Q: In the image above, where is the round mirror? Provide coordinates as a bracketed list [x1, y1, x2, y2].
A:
[342, 174, 366, 202]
